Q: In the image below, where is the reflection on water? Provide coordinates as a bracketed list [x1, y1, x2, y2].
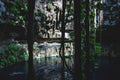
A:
[0, 61, 28, 80]
[1, 55, 120, 80]
[34, 56, 73, 80]
[0, 56, 73, 80]
[34, 56, 74, 67]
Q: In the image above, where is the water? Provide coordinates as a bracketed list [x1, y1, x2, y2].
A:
[0, 56, 73, 80]
[0, 56, 120, 80]
[34, 56, 73, 80]
[0, 61, 28, 80]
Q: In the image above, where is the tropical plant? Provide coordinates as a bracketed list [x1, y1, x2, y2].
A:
[0, 44, 28, 69]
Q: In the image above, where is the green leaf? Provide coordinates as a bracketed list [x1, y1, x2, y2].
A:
[18, 16, 24, 21]
[10, 6, 20, 14]
[8, 55, 17, 63]
[95, 44, 102, 54]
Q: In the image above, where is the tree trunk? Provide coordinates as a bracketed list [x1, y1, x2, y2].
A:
[85, 0, 90, 80]
[61, 0, 66, 80]
[74, 0, 82, 80]
[27, 0, 35, 80]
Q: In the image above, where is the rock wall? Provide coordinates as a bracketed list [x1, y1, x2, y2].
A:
[103, 0, 120, 26]
[33, 42, 73, 58]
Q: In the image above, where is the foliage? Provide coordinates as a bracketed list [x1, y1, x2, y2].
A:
[0, 44, 28, 69]
[10, 5, 20, 14]
[5, 44, 22, 54]
[1, 0, 28, 27]
[8, 55, 17, 63]
[95, 43, 102, 54]
[19, 53, 29, 61]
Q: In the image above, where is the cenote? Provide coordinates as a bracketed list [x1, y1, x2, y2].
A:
[0, 0, 120, 80]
